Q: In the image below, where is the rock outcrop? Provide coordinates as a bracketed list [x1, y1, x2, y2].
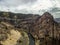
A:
[30, 12, 60, 45]
[0, 22, 29, 45]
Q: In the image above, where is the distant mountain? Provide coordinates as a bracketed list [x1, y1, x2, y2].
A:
[54, 18, 60, 23]
[0, 11, 40, 29]
[0, 11, 39, 19]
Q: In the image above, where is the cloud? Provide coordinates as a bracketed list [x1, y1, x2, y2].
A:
[0, 0, 58, 11]
[0, 0, 37, 11]
[0, 0, 60, 18]
[0, 0, 36, 7]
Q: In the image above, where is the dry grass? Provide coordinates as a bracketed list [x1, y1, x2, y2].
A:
[1, 29, 22, 45]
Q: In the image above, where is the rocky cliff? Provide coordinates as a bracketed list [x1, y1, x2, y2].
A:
[30, 12, 60, 45]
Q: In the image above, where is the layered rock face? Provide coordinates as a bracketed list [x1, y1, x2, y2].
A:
[30, 12, 60, 45]
[30, 12, 60, 38]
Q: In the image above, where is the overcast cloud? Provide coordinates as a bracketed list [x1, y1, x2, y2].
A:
[0, 0, 60, 18]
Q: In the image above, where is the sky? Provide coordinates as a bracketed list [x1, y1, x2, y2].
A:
[0, 0, 60, 18]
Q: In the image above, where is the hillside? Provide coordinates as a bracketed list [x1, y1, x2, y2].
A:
[30, 12, 60, 45]
[0, 11, 60, 45]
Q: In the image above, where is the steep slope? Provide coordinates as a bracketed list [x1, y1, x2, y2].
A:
[0, 22, 29, 45]
[30, 12, 60, 45]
